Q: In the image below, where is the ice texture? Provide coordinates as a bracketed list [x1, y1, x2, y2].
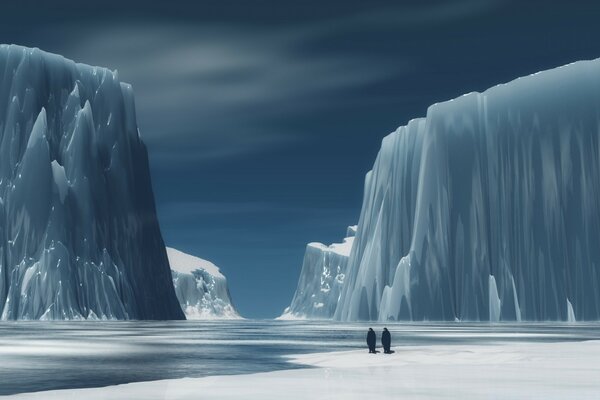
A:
[335, 58, 600, 321]
[167, 247, 240, 319]
[0, 45, 184, 320]
[9, 340, 600, 399]
[280, 227, 355, 319]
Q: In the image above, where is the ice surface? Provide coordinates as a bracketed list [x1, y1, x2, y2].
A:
[280, 227, 355, 319]
[0, 45, 184, 320]
[335, 58, 600, 321]
[7, 340, 600, 399]
[167, 247, 240, 319]
[1, 320, 599, 396]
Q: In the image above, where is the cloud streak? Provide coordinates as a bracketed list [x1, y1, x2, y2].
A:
[36, 21, 400, 162]
[24, 0, 502, 164]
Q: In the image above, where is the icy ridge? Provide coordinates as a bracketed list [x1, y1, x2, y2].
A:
[167, 247, 240, 319]
[280, 227, 356, 319]
[0, 44, 184, 320]
[335, 58, 600, 321]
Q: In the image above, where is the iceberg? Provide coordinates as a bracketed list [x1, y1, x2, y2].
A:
[280, 227, 356, 319]
[0, 45, 184, 320]
[168, 247, 240, 319]
[335, 58, 600, 321]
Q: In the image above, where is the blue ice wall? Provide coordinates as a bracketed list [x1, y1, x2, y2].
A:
[281, 227, 356, 319]
[0, 45, 184, 320]
[335, 59, 600, 321]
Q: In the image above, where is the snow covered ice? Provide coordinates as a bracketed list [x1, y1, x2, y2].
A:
[333, 58, 600, 322]
[5, 324, 600, 400]
[168, 247, 240, 319]
[0, 45, 183, 320]
[280, 226, 356, 319]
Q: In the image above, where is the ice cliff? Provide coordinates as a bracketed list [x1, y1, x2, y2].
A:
[280, 226, 356, 319]
[0, 45, 184, 320]
[168, 247, 240, 319]
[335, 58, 600, 321]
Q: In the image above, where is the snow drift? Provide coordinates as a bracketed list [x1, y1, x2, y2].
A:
[335, 58, 600, 321]
[0, 45, 184, 320]
[168, 247, 239, 319]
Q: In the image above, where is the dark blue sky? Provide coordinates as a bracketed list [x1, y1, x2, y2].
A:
[4, 0, 600, 317]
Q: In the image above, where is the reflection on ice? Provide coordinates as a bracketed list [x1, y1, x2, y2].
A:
[0, 320, 599, 395]
[7, 338, 600, 400]
[0, 339, 142, 356]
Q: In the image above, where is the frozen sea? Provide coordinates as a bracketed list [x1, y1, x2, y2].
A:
[1, 320, 600, 396]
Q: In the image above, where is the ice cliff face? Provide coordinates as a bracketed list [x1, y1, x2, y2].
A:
[0, 45, 184, 320]
[335, 59, 600, 322]
[167, 247, 239, 319]
[280, 227, 356, 319]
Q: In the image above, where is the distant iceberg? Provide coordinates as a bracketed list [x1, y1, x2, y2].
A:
[334, 58, 600, 321]
[280, 227, 356, 319]
[0, 45, 184, 320]
[168, 247, 240, 319]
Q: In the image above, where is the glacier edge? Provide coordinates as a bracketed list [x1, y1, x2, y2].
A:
[334, 57, 600, 322]
[0, 44, 184, 320]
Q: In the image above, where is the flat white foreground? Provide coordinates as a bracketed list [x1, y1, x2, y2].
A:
[8, 340, 600, 399]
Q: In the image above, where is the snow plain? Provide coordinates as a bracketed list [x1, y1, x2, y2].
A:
[7, 339, 600, 399]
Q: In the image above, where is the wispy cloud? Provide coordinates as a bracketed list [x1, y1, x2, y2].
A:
[30, 0, 502, 162]
[35, 22, 398, 161]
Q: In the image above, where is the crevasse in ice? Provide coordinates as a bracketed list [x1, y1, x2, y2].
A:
[335, 58, 600, 321]
[167, 247, 240, 319]
[280, 226, 356, 319]
[0, 45, 184, 320]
